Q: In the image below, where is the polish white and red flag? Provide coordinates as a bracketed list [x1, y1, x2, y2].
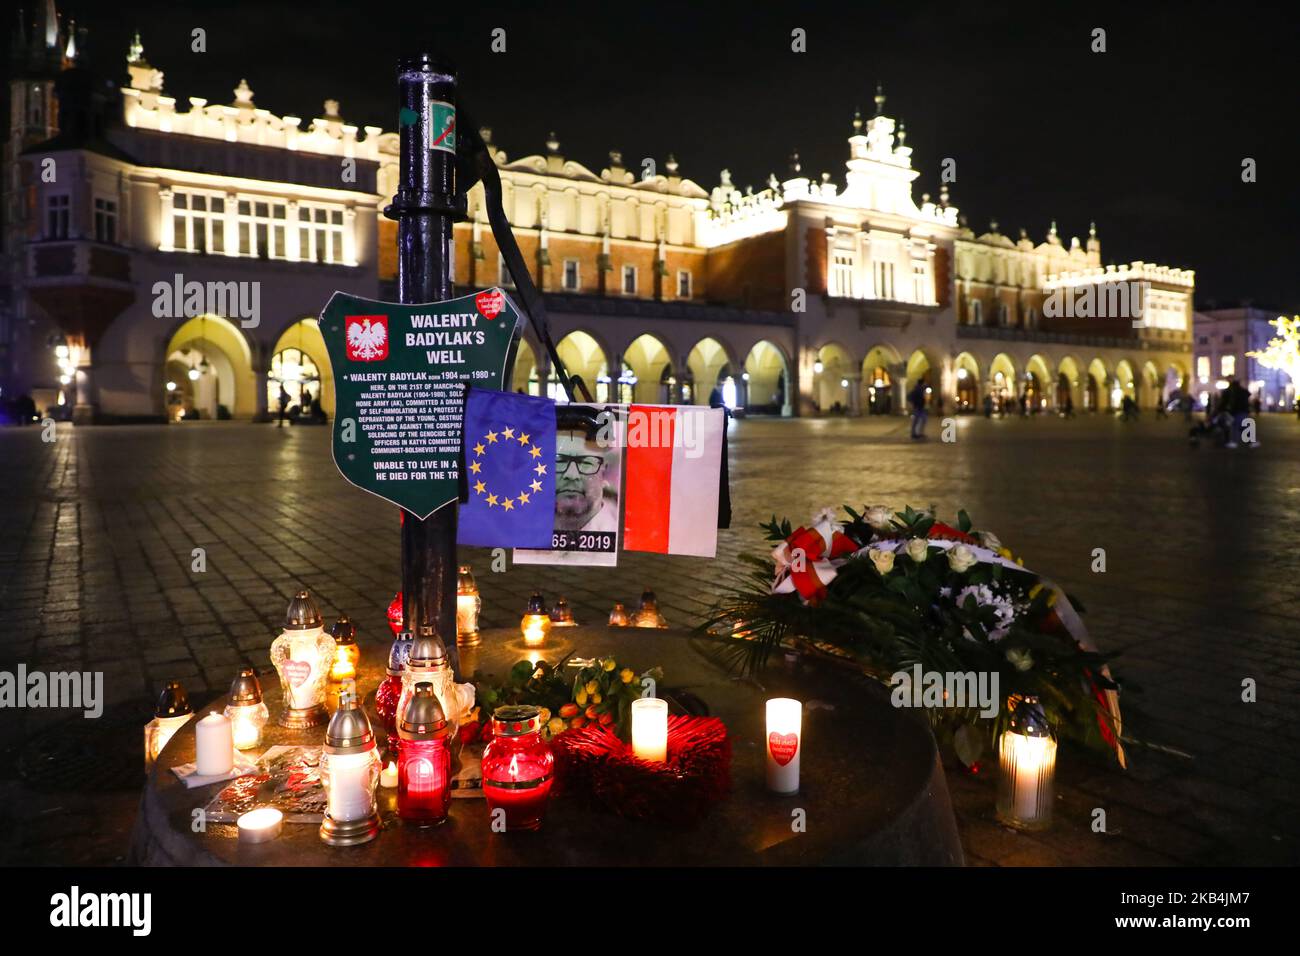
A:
[622, 405, 725, 557]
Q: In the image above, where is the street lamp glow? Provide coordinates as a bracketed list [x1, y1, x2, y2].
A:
[813, 360, 824, 374]
[188, 367, 201, 381]
[166, 381, 177, 392]
[957, 368, 968, 380]
[840, 378, 849, 388]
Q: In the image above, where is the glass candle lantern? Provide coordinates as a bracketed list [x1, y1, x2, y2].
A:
[520, 592, 552, 647]
[320, 680, 382, 846]
[482, 705, 554, 832]
[397, 682, 452, 826]
[386, 591, 404, 636]
[224, 668, 269, 750]
[549, 596, 577, 627]
[607, 602, 631, 627]
[397, 627, 457, 735]
[631, 697, 669, 762]
[996, 696, 1057, 831]
[143, 680, 193, 772]
[456, 566, 481, 647]
[269, 589, 335, 729]
[375, 631, 414, 755]
[329, 614, 360, 682]
[631, 588, 669, 628]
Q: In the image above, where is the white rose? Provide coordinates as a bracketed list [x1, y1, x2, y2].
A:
[905, 538, 929, 563]
[868, 548, 895, 575]
[947, 544, 978, 574]
[977, 530, 1002, 552]
[864, 506, 892, 531]
[811, 506, 841, 529]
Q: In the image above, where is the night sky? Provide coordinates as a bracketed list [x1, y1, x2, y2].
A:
[14, 0, 1300, 309]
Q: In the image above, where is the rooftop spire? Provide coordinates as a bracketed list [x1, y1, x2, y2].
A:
[873, 83, 886, 115]
[852, 107, 864, 133]
[127, 31, 144, 64]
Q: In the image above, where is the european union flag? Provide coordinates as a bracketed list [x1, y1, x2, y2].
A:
[457, 388, 556, 548]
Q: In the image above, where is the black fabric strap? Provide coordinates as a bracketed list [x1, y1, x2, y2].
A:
[455, 106, 590, 403]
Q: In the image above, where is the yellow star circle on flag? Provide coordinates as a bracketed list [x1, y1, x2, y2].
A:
[471, 425, 541, 515]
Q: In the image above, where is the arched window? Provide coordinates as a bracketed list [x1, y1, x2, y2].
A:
[970, 300, 983, 326]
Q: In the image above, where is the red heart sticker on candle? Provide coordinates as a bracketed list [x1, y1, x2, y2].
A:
[475, 289, 504, 320]
[769, 732, 798, 766]
[283, 660, 311, 687]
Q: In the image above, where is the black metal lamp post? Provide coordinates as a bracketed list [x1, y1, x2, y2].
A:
[386, 54, 462, 679]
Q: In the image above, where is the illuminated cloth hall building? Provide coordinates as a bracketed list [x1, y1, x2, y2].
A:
[3, 6, 1193, 422]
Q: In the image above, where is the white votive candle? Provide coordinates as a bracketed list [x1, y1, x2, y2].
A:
[631, 698, 668, 762]
[237, 807, 283, 844]
[380, 760, 399, 788]
[327, 751, 376, 822]
[195, 712, 234, 776]
[765, 698, 802, 794]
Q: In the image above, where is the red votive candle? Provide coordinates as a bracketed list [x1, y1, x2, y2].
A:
[396, 682, 452, 826]
[375, 631, 414, 753]
[482, 705, 554, 832]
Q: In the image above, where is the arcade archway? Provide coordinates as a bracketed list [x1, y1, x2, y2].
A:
[989, 353, 1017, 414]
[814, 343, 854, 414]
[621, 334, 674, 404]
[1087, 358, 1111, 410]
[1115, 359, 1137, 407]
[686, 337, 734, 406]
[554, 330, 610, 403]
[1025, 354, 1052, 413]
[864, 344, 903, 415]
[743, 340, 791, 415]
[1057, 356, 1082, 411]
[268, 318, 333, 419]
[510, 338, 539, 395]
[953, 352, 980, 413]
[162, 314, 255, 421]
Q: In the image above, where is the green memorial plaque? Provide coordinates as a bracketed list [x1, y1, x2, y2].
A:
[320, 287, 521, 518]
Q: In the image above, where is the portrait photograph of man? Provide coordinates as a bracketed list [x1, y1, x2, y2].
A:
[514, 406, 623, 566]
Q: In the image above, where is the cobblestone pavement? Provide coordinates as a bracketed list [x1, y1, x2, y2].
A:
[2, 412, 1299, 865]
